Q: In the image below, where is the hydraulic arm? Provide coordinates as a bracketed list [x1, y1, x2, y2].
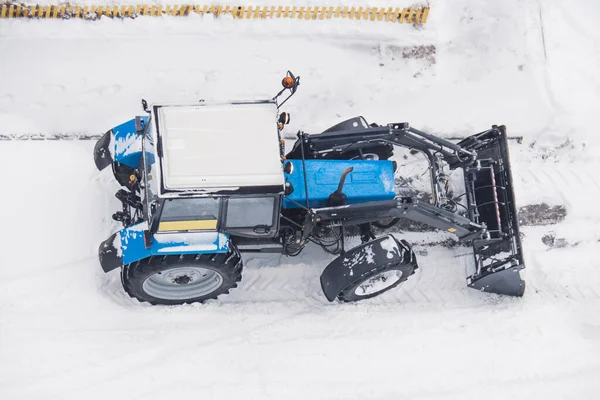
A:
[291, 121, 525, 296]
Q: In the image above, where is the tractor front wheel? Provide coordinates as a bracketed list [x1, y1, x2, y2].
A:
[122, 247, 242, 305]
[320, 235, 418, 302]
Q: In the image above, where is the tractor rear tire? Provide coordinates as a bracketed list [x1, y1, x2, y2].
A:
[121, 246, 242, 305]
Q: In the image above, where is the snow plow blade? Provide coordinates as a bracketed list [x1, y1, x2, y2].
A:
[457, 125, 525, 297]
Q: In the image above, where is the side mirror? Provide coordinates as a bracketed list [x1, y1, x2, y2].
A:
[141, 99, 150, 114]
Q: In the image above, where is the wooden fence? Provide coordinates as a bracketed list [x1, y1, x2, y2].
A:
[0, 4, 430, 24]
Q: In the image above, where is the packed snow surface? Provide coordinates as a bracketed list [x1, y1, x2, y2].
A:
[1, 0, 600, 399]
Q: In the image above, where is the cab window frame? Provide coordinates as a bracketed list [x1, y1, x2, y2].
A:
[222, 195, 280, 231]
[152, 197, 223, 233]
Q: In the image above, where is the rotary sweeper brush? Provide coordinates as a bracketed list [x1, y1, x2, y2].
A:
[93, 72, 525, 305]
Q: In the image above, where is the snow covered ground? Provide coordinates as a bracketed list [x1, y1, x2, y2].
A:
[1, 0, 600, 399]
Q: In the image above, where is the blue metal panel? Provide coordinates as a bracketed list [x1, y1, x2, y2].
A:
[120, 223, 151, 264]
[111, 116, 149, 168]
[119, 222, 230, 265]
[283, 159, 396, 209]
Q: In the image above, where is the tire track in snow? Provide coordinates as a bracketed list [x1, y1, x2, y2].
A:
[511, 143, 600, 301]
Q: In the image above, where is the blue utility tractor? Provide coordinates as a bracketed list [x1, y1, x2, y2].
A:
[94, 72, 525, 305]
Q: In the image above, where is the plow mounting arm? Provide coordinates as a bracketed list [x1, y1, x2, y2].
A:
[312, 197, 486, 242]
[290, 122, 477, 167]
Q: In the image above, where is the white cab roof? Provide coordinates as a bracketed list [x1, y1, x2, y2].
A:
[153, 102, 284, 195]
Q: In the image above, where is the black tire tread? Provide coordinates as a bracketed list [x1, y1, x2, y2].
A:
[121, 245, 242, 306]
[337, 239, 418, 302]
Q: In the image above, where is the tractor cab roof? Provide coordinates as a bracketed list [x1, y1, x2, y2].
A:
[151, 101, 284, 197]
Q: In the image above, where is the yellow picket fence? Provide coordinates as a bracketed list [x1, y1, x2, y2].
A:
[0, 4, 430, 24]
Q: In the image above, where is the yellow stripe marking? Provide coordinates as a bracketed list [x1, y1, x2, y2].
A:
[158, 220, 218, 232]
